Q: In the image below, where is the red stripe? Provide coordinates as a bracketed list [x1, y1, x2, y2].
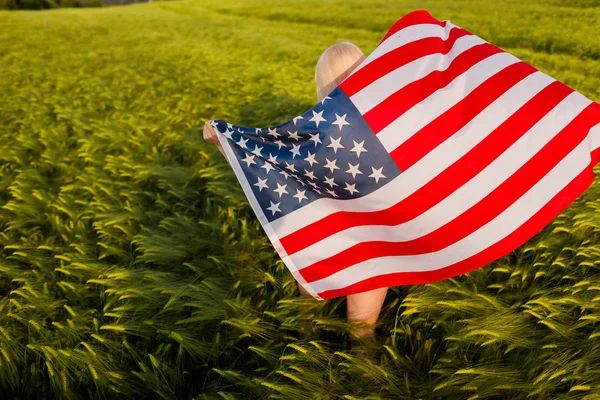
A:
[377, 10, 445, 46]
[364, 43, 504, 134]
[280, 81, 573, 256]
[391, 62, 538, 170]
[299, 102, 599, 284]
[316, 165, 596, 299]
[340, 28, 472, 97]
[588, 109, 600, 165]
[592, 147, 600, 165]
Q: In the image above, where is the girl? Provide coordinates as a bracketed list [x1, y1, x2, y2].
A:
[203, 41, 389, 339]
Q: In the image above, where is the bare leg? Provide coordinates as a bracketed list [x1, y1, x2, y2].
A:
[298, 281, 312, 297]
[346, 287, 389, 338]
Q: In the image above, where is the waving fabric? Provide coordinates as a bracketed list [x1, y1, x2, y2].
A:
[211, 10, 600, 300]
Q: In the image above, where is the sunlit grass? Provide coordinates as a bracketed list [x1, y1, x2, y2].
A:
[1, 0, 600, 398]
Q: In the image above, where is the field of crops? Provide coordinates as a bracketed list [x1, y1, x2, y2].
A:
[1, 0, 600, 399]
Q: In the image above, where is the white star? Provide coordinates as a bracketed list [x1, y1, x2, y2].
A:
[236, 136, 249, 149]
[314, 187, 323, 195]
[251, 145, 263, 157]
[324, 158, 339, 173]
[327, 136, 344, 153]
[273, 183, 289, 198]
[261, 161, 275, 174]
[274, 139, 286, 150]
[222, 128, 234, 139]
[241, 154, 256, 167]
[293, 188, 308, 203]
[294, 176, 306, 187]
[284, 161, 297, 173]
[211, 120, 220, 130]
[343, 182, 359, 195]
[345, 162, 363, 179]
[254, 177, 269, 192]
[289, 143, 302, 158]
[266, 201, 281, 215]
[326, 188, 339, 198]
[287, 130, 301, 141]
[279, 169, 290, 180]
[293, 115, 304, 125]
[369, 166, 386, 183]
[255, 128, 262, 133]
[304, 151, 318, 167]
[331, 113, 350, 131]
[308, 133, 322, 147]
[309, 109, 327, 127]
[350, 140, 368, 158]
[304, 169, 317, 180]
[267, 127, 281, 138]
[268, 153, 278, 164]
[323, 176, 338, 188]
[226, 122, 233, 129]
[308, 180, 319, 189]
[320, 95, 332, 105]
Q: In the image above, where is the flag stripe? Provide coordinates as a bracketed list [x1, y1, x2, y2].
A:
[306, 136, 595, 295]
[348, 34, 488, 115]
[287, 80, 576, 269]
[340, 28, 472, 98]
[277, 72, 562, 253]
[289, 91, 592, 274]
[391, 61, 538, 170]
[315, 163, 596, 299]
[342, 21, 462, 82]
[297, 100, 599, 283]
[377, 9, 446, 45]
[364, 43, 504, 134]
[591, 122, 600, 162]
[374, 51, 521, 152]
[345, 21, 461, 81]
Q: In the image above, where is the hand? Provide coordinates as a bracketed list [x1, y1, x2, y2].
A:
[203, 120, 232, 166]
[203, 120, 220, 145]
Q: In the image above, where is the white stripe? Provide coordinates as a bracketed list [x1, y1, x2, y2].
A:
[375, 51, 521, 151]
[287, 90, 590, 270]
[308, 138, 591, 293]
[215, 129, 324, 300]
[269, 71, 555, 239]
[591, 122, 600, 152]
[350, 34, 488, 115]
[344, 22, 460, 80]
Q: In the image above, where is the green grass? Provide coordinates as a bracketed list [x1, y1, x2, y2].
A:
[1, 0, 600, 399]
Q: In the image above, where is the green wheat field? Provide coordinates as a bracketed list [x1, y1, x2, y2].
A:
[1, 0, 600, 399]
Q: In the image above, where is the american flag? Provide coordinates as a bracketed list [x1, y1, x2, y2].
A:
[212, 9, 600, 300]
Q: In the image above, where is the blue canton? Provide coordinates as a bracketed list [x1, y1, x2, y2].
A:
[211, 86, 402, 222]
